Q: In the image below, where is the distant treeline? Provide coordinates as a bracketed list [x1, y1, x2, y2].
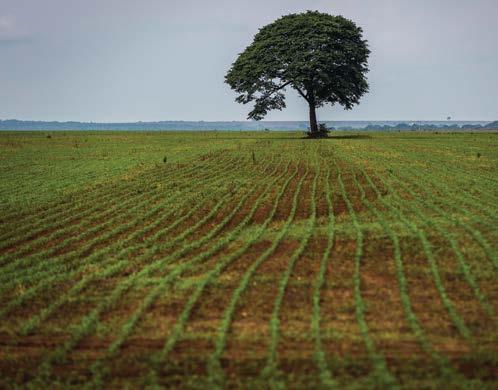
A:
[0, 119, 496, 131]
[362, 120, 498, 131]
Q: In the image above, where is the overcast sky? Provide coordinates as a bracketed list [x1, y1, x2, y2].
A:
[0, 0, 497, 122]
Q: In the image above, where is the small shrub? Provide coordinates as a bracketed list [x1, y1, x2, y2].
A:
[163, 156, 167, 163]
[306, 123, 330, 138]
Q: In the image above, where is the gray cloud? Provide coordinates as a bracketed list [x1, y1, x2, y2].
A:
[0, 0, 497, 122]
[0, 15, 31, 43]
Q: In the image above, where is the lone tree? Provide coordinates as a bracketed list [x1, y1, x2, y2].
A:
[225, 11, 370, 137]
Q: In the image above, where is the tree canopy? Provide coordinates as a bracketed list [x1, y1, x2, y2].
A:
[225, 11, 370, 136]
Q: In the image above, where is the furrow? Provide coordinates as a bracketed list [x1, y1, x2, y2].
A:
[311, 166, 337, 388]
[337, 169, 398, 388]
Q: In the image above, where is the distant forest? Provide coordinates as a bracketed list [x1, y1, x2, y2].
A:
[0, 119, 497, 131]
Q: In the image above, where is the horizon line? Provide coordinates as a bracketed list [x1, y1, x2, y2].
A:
[0, 118, 494, 123]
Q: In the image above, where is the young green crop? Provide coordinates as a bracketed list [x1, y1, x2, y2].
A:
[337, 168, 398, 389]
[261, 161, 318, 388]
[139, 162, 291, 389]
[311, 166, 337, 389]
[386, 172, 495, 317]
[0, 156, 242, 294]
[1, 131, 497, 389]
[28, 155, 280, 386]
[358, 167, 471, 341]
[207, 164, 300, 387]
[352, 171, 458, 380]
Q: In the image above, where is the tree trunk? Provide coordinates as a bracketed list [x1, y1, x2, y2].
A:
[309, 103, 318, 135]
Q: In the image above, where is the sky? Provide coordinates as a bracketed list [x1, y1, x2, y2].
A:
[0, 0, 497, 122]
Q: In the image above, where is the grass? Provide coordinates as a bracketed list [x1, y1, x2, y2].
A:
[0, 130, 497, 389]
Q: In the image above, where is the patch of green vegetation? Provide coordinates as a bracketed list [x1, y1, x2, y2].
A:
[0, 130, 496, 389]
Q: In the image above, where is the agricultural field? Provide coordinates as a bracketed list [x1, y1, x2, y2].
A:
[0, 130, 497, 389]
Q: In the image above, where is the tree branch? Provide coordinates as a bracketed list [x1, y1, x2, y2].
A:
[294, 86, 309, 102]
[258, 81, 291, 102]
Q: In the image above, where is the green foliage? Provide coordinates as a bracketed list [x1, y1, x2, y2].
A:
[226, 11, 370, 132]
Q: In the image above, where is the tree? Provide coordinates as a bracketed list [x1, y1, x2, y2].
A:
[225, 11, 370, 137]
